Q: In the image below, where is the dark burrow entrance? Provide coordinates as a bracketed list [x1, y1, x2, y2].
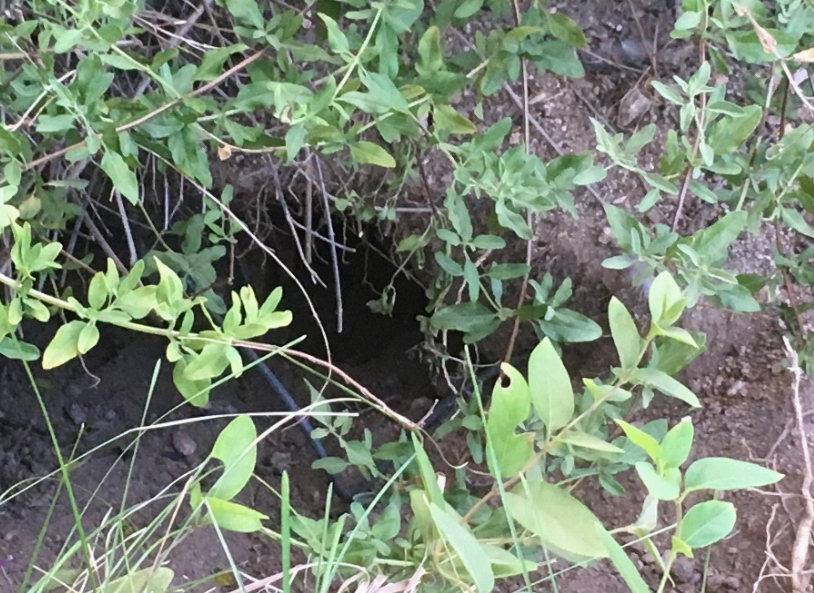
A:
[0, 210, 439, 588]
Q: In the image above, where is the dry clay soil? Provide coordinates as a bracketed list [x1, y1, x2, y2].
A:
[0, 1, 811, 592]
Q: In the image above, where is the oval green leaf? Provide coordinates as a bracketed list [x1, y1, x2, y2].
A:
[208, 415, 257, 500]
[684, 457, 784, 492]
[678, 500, 736, 548]
[505, 480, 607, 559]
[206, 497, 268, 533]
[528, 338, 574, 434]
[486, 363, 534, 477]
[608, 297, 641, 370]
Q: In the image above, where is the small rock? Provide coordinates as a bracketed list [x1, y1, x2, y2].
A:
[409, 397, 432, 420]
[619, 87, 652, 127]
[671, 556, 696, 584]
[172, 430, 197, 457]
[66, 403, 87, 425]
[268, 451, 292, 473]
[705, 573, 733, 592]
[621, 39, 647, 66]
[726, 380, 746, 397]
[724, 576, 741, 589]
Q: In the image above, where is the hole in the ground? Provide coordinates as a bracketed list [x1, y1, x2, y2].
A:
[244, 219, 429, 367]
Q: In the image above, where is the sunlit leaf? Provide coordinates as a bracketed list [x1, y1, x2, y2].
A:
[528, 338, 574, 434]
[505, 480, 607, 558]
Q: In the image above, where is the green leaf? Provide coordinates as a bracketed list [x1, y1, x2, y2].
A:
[652, 80, 684, 104]
[173, 359, 212, 406]
[454, 0, 483, 19]
[649, 332, 706, 375]
[659, 418, 694, 469]
[632, 367, 700, 407]
[505, 480, 607, 559]
[100, 567, 174, 593]
[88, 272, 108, 310]
[208, 415, 257, 500]
[42, 320, 85, 369]
[603, 204, 642, 251]
[36, 114, 76, 133]
[726, 29, 797, 63]
[417, 26, 443, 74]
[206, 497, 268, 533]
[318, 13, 349, 54]
[583, 379, 632, 403]
[627, 124, 657, 153]
[684, 457, 784, 492]
[359, 70, 410, 112]
[0, 337, 39, 361]
[635, 462, 680, 500]
[691, 210, 747, 261]
[350, 141, 396, 168]
[480, 543, 538, 578]
[559, 430, 624, 454]
[782, 207, 814, 238]
[598, 527, 650, 593]
[678, 500, 736, 548]
[429, 503, 495, 593]
[224, 0, 264, 30]
[433, 104, 477, 135]
[77, 322, 99, 354]
[655, 325, 699, 348]
[487, 263, 529, 279]
[430, 302, 495, 332]
[615, 419, 661, 463]
[153, 257, 185, 312]
[709, 281, 760, 312]
[674, 9, 702, 30]
[573, 166, 607, 185]
[100, 149, 139, 204]
[470, 234, 506, 250]
[463, 257, 480, 302]
[311, 456, 350, 474]
[116, 286, 157, 319]
[382, 0, 423, 33]
[538, 308, 602, 342]
[194, 44, 248, 81]
[285, 123, 307, 163]
[184, 343, 230, 381]
[434, 251, 464, 276]
[547, 12, 586, 47]
[528, 338, 574, 434]
[411, 432, 444, 505]
[648, 271, 685, 326]
[708, 104, 762, 154]
[642, 172, 678, 194]
[608, 297, 641, 370]
[486, 363, 533, 477]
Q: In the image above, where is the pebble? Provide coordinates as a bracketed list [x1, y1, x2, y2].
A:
[705, 573, 741, 592]
[671, 556, 697, 584]
[172, 430, 197, 457]
[268, 451, 292, 473]
[66, 403, 87, 425]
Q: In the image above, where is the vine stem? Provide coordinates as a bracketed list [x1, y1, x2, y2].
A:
[501, 0, 532, 369]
